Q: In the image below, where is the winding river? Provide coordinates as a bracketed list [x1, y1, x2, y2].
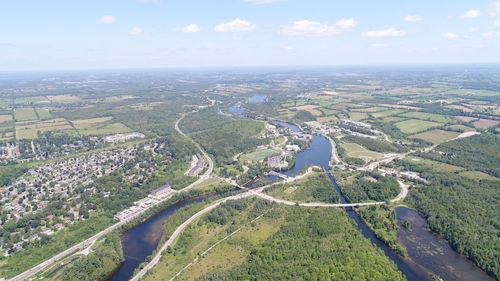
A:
[273, 120, 493, 281]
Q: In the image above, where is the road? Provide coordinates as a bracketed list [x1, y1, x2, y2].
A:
[326, 136, 342, 165]
[249, 180, 409, 208]
[130, 192, 251, 281]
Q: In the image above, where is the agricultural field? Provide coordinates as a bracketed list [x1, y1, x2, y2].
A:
[454, 116, 478, 122]
[14, 108, 38, 121]
[401, 112, 456, 123]
[472, 119, 499, 129]
[69, 116, 131, 135]
[394, 119, 442, 134]
[371, 109, 406, 118]
[240, 148, 280, 162]
[410, 129, 461, 144]
[348, 111, 369, 121]
[446, 124, 475, 132]
[15, 118, 76, 139]
[341, 142, 384, 162]
[14, 97, 49, 105]
[47, 95, 82, 103]
[0, 114, 13, 123]
[293, 105, 322, 116]
[35, 108, 52, 120]
[350, 106, 386, 113]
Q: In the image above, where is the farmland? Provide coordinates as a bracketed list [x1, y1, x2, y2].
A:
[14, 108, 38, 121]
[341, 142, 383, 162]
[410, 129, 461, 144]
[401, 112, 455, 123]
[394, 119, 442, 134]
[15, 118, 76, 139]
[0, 115, 13, 123]
[240, 148, 280, 162]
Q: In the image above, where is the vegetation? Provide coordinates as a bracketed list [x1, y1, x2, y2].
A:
[394, 119, 442, 134]
[263, 171, 340, 203]
[342, 135, 405, 153]
[197, 204, 406, 281]
[340, 173, 401, 202]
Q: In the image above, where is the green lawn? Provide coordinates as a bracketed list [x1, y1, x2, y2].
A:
[240, 148, 280, 162]
[401, 112, 455, 123]
[410, 129, 460, 144]
[14, 108, 38, 121]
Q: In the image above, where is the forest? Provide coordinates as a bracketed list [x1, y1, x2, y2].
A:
[340, 172, 401, 203]
[399, 159, 500, 279]
[197, 205, 406, 281]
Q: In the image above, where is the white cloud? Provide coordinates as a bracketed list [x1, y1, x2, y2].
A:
[281, 20, 338, 36]
[245, 0, 282, 3]
[370, 43, 389, 48]
[136, 0, 160, 2]
[489, 1, 500, 16]
[495, 19, 500, 27]
[281, 19, 356, 36]
[461, 9, 482, 18]
[129, 27, 144, 35]
[404, 15, 423, 22]
[361, 28, 407, 38]
[179, 24, 201, 33]
[443, 32, 458, 39]
[468, 27, 477, 32]
[336, 18, 357, 30]
[214, 18, 256, 32]
[482, 31, 500, 37]
[98, 15, 117, 24]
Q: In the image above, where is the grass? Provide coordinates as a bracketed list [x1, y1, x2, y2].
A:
[381, 116, 406, 123]
[14, 108, 38, 121]
[472, 119, 499, 129]
[341, 142, 383, 161]
[394, 119, 442, 134]
[240, 148, 280, 162]
[190, 178, 229, 193]
[47, 95, 82, 103]
[410, 129, 460, 144]
[35, 108, 52, 120]
[458, 171, 499, 181]
[401, 112, 455, 123]
[350, 106, 386, 113]
[71, 117, 131, 135]
[405, 157, 464, 173]
[446, 125, 475, 132]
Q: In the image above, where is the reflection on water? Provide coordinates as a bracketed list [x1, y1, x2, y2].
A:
[395, 207, 494, 281]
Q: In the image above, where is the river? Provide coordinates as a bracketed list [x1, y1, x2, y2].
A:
[273, 120, 492, 281]
[106, 193, 217, 281]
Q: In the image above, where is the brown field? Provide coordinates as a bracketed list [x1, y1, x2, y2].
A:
[446, 125, 475, 132]
[473, 119, 500, 129]
[378, 104, 422, 110]
[0, 115, 12, 123]
[410, 129, 460, 144]
[454, 116, 478, 122]
[294, 105, 322, 116]
[448, 105, 474, 113]
[47, 95, 81, 102]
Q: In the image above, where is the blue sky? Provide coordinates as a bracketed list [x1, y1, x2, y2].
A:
[1, 0, 500, 70]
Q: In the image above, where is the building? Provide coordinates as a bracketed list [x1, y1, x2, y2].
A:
[149, 184, 173, 199]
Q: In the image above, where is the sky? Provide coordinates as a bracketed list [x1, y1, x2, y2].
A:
[1, 0, 500, 70]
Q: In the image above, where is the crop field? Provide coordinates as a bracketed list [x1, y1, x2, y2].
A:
[76, 122, 131, 136]
[410, 129, 460, 144]
[454, 115, 478, 122]
[14, 97, 49, 105]
[350, 106, 386, 113]
[446, 124, 475, 132]
[341, 142, 383, 161]
[381, 116, 406, 123]
[35, 108, 52, 120]
[401, 112, 455, 123]
[348, 111, 369, 121]
[47, 95, 82, 103]
[458, 171, 498, 181]
[14, 108, 38, 121]
[472, 119, 499, 129]
[378, 104, 422, 110]
[447, 104, 474, 113]
[0, 115, 13, 123]
[294, 105, 322, 116]
[406, 158, 464, 173]
[70, 116, 113, 126]
[15, 118, 75, 139]
[240, 148, 280, 162]
[371, 109, 406, 118]
[318, 115, 339, 123]
[394, 119, 442, 134]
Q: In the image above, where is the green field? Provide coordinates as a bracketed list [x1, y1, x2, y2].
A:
[240, 148, 280, 162]
[15, 118, 76, 139]
[341, 142, 384, 161]
[410, 129, 460, 144]
[401, 112, 455, 123]
[35, 108, 52, 120]
[371, 109, 406, 118]
[71, 117, 131, 135]
[394, 119, 442, 134]
[14, 108, 38, 121]
[0, 114, 13, 123]
[348, 111, 369, 121]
